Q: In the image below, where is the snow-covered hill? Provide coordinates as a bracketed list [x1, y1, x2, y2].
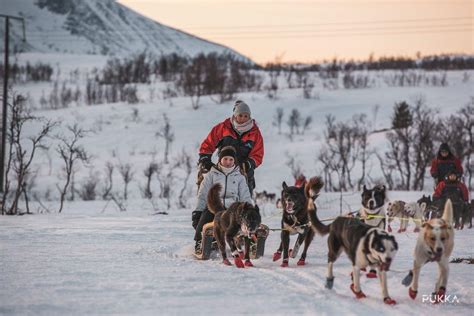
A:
[0, 0, 250, 61]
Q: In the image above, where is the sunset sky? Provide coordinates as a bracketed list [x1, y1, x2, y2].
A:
[118, 0, 473, 64]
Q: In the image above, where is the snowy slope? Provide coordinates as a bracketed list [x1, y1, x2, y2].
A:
[0, 0, 250, 60]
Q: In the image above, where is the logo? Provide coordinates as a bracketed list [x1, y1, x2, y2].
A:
[422, 294, 460, 304]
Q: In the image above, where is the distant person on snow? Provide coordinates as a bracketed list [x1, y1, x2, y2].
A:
[192, 146, 253, 256]
[198, 100, 264, 195]
[433, 169, 469, 203]
[430, 142, 463, 185]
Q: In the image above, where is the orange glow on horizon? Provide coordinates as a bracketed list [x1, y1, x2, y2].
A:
[118, 0, 473, 64]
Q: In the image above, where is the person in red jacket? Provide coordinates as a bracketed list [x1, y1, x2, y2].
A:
[430, 143, 463, 185]
[433, 169, 469, 203]
[198, 100, 264, 194]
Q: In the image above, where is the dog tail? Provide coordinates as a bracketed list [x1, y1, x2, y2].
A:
[207, 183, 225, 215]
[305, 177, 330, 236]
[304, 176, 324, 200]
[442, 198, 453, 226]
[308, 207, 330, 236]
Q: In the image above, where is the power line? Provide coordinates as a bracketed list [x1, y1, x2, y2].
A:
[172, 16, 474, 30]
[20, 16, 473, 35]
[21, 26, 473, 41]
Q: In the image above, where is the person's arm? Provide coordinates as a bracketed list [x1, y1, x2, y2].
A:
[195, 172, 213, 211]
[433, 181, 445, 199]
[248, 128, 264, 168]
[238, 176, 253, 204]
[454, 158, 464, 175]
[199, 122, 224, 158]
[430, 159, 438, 178]
[460, 183, 469, 202]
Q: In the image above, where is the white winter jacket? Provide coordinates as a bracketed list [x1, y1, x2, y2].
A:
[195, 165, 252, 212]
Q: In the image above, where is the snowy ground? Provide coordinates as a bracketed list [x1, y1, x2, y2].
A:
[1, 53, 473, 315]
[1, 192, 473, 315]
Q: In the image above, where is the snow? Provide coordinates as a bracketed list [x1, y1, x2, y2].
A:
[1, 193, 473, 315]
[1, 52, 473, 314]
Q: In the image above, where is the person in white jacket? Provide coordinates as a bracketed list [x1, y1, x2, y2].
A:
[193, 146, 252, 255]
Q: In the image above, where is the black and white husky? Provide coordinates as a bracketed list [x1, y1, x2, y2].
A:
[359, 185, 388, 229]
[308, 188, 399, 305]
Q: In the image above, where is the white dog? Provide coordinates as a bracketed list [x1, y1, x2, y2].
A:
[402, 199, 454, 304]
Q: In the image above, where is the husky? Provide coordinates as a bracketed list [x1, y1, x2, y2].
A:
[207, 183, 261, 268]
[308, 187, 399, 305]
[272, 177, 323, 267]
[359, 185, 388, 229]
[402, 199, 455, 304]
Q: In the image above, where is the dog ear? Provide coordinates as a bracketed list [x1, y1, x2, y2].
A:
[282, 181, 288, 190]
[422, 222, 433, 229]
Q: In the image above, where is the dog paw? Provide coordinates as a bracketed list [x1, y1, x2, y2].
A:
[397, 229, 403, 233]
[238, 251, 244, 259]
[432, 287, 446, 304]
[409, 287, 418, 299]
[272, 251, 282, 262]
[414, 227, 420, 233]
[281, 260, 289, 268]
[222, 258, 232, 266]
[297, 258, 305, 266]
[384, 297, 397, 305]
[366, 271, 377, 278]
[350, 284, 366, 299]
[244, 259, 254, 267]
[234, 257, 245, 268]
[325, 277, 334, 289]
[387, 226, 392, 232]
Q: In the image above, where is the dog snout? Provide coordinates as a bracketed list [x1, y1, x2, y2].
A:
[436, 247, 443, 253]
[368, 200, 375, 208]
[385, 257, 392, 264]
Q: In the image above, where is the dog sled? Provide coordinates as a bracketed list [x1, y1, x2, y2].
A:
[194, 222, 270, 260]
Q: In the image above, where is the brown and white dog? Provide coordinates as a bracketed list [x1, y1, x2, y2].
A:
[402, 199, 454, 303]
[386, 200, 406, 233]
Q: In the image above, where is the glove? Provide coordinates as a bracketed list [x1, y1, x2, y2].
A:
[199, 155, 213, 171]
[244, 159, 255, 172]
[192, 210, 203, 229]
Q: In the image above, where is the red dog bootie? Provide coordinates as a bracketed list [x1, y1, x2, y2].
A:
[387, 225, 392, 232]
[408, 287, 418, 299]
[433, 287, 446, 304]
[281, 259, 289, 268]
[233, 256, 245, 268]
[384, 297, 397, 305]
[350, 284, 366, 299]
[366, 270, 377, 278]
[273, 251, 282, 262]
[297, 258, 305, 266]
[244, 259, 254, 267]
[222, 258, 232, 266]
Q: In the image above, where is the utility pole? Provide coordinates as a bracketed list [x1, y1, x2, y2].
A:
[0, 14, 25, 193]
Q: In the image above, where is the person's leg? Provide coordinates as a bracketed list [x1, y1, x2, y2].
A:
[194, 208, 214, 241]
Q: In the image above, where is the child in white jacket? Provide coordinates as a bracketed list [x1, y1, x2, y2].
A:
[193, 146, 252, 255]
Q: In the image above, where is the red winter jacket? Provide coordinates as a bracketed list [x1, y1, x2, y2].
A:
[199, 118, 264, 168]
[430, 156, 463, 181]
[433, 180, 469, 202]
